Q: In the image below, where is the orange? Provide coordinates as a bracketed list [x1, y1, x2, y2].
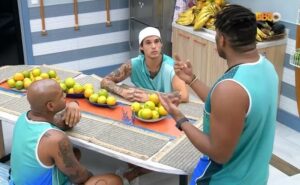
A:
[13, 73, 24, 81]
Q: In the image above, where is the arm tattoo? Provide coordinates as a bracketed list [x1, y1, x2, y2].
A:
[57, 137, 93, 183]
[58, 139, 77, 168]
[101, 62, 132, 96]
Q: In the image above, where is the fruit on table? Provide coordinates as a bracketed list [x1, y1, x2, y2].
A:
[15, 81, 24, 90]
[7, 78, 16, 88]
[131, 102, 141, 113]
[131, 93, 168, 120]
[22, 70, 30, 78]
[31, 68, 41, 77]
[84, 88, 94, 98]
[106, 96, 117, 106]
[152, 110, 160, 119]
[89, 93, 99, 103]
[8, 68, 60, 91]
[73, 84, 84, 94]
[60, 83, 67, 92]
[40, 72, 49, 79]
[48, 70, 57, 78]
[14, 73, 24, 81]
[23, 78, 32, 89]
[83, 83, 94, 90]
[64, 77, 76, 89]
[98, 89, 109, 98]
[158, 105, 168, 116]
[141, 108, 153, 120]
[67, 88, 74, 94]
[97, 96, 107, 104]
[148, 93, 159, 105]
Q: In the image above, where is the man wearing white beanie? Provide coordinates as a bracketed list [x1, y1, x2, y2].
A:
[101, 27, 188, 103]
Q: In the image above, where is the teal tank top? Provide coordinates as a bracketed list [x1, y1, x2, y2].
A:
[190, 55, 278, 185]
[130, 54, 175, 93]
[10, 112, 70, 185]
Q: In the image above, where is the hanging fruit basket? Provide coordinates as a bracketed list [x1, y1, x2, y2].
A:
[290, 48, 300, 68]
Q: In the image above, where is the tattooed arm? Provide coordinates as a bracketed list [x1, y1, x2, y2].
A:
[39, 130, 92, 184]
[101, 62, 132, 95]
[101, 62, 149, 102]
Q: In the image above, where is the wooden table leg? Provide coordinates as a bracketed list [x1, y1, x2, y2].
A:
[0, 120, 5, 159]
[179, 175, 188, 185]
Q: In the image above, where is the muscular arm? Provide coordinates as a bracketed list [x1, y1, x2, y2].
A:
[172, 75, 189, 102]
[101, 62, 132, 97]
[188, 77, 210, 102]
[171, 81, 248, 163]
[39, 130, 92, 184]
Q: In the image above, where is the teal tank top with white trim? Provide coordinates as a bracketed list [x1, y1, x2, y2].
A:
[10, 112, 70, 185]
[130, 54, 175, 93]
[190, 55, 278, 185]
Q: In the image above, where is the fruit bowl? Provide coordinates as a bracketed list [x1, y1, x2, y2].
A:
[133, 112, 167, 123]
[10, 88, 27, 93]
[66, 93, 84, 98]
[87, 100, 118, 109]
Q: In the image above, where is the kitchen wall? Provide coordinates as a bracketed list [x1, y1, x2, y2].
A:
[229, 0, 300, 131]
[19, 0, 130, 76]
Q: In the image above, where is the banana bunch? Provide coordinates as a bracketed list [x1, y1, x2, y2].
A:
[176, 0, 224, 30]
[194, 3, 220, 30]
[176, 6, 196, 26]
[256, 27, 274, 42]
[205, 17, 216, 30]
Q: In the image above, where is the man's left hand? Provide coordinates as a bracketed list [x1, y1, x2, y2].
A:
[63, 101, 81, 127]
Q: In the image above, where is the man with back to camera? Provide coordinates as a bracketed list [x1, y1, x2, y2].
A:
[159, 4, 278, 185]
[101, 27, 189, 103]
[10, 79, 123, 185]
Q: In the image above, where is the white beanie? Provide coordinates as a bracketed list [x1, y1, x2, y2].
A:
[139, 27, 161, 45]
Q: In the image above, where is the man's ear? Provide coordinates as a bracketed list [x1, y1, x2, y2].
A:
[139, 45, 143, 52]
[220, 34, 226, 47]
[46, 101, 54, 112]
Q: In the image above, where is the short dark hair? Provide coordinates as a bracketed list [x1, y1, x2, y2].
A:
[215, 4, 257, 51]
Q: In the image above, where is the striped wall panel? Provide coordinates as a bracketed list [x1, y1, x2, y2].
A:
[20, 0, 130, 76]
[277, 21, 300, 132]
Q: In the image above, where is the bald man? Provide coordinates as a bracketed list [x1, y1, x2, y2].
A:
[10, 79, 122, 185]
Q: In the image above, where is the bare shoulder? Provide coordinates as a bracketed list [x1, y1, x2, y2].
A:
[43, 129, 67, 141]
[212, 80, 249, 112]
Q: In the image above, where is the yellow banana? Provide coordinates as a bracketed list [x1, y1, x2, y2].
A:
[176, 6, 196, 26]
[194, 13, 211, 30]
[176, 14, 195, 25]
[256, 34, 262, 42]
[257, 28, 268, 39]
